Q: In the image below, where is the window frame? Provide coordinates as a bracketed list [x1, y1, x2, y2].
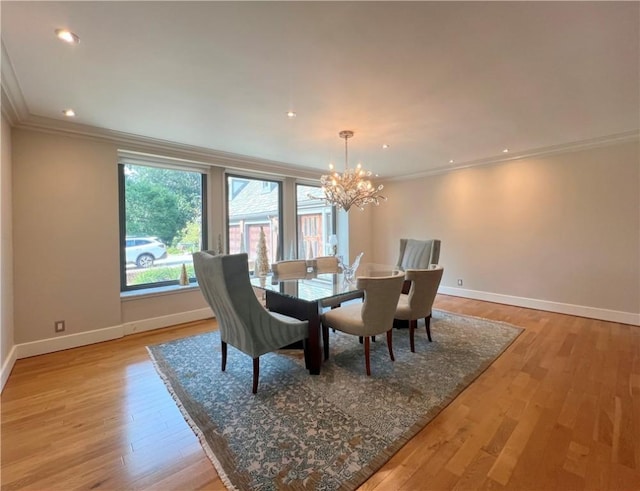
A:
[295, 182, 336, 259]
[225, 173, 283, 267]
[118, 162, 208, 292]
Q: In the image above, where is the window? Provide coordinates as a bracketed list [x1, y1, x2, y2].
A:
[296, 184, 334, 259]
[119, 162, 207, 291]
[226, 175, 282, 272]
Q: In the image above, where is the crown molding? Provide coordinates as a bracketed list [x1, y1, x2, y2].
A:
[0, 40, 29, 124]
[384, 129, 640, 182]
[1, 85, 18, 125]
[13, 114, 322, 180]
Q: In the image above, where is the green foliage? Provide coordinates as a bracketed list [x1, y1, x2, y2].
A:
[173, 218, 202, 253]
[128, 264, 196, 286]
[124, 164, 202, 246]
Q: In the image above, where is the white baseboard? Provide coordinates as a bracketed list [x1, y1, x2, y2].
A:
[122, 308, 212, 335]
[1, 345, 17, 392]
[439, 286, 640, 326]
[16, 324, 125, 359]
[12, 308, 214, 362]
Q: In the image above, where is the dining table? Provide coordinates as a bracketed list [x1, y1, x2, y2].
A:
[250, 263, 399, 375]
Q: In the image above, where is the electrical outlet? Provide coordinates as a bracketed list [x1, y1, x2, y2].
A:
[457, 279, 463, 286]
[54, 320, 65, 333]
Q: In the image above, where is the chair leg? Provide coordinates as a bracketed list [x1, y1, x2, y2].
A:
[409, 319, 417, 352]
[252, 357, 259, 394]
[221, 341, 228, 371]
[322, 323, 330, 361]
[364, 337, 371, 376]
[386, 329, 395, 361]
[425, 315, 432, 342]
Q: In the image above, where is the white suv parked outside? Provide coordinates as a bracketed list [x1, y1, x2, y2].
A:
[125, 237, 167, 268]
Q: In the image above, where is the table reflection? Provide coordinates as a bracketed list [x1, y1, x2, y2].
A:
[250, 263, 400, 303]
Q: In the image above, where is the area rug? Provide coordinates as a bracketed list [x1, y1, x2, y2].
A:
[147, 310, 522, 490]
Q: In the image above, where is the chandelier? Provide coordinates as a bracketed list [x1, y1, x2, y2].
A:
[315, 130, 386, 212]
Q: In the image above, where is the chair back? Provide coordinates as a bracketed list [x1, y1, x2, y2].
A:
[314, 256, 339, 273]
[356, 273, 405, 336]
[396, 238, 441, 270]
[271, 259, 308, 276]
[194, 252, 306, 358]
[404, 267, 444, 318]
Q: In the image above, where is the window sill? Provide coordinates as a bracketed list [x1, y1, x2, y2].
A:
[120, 283, 200, 301]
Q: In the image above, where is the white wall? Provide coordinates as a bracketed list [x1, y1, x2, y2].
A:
[373, 140, 640, 324]
[1, 114, 15, 388]
[13, 130, 123, 343]
[346, 204, 374, 265]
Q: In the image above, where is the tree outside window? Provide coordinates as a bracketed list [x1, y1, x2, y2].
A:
[120, 163, 207, 290]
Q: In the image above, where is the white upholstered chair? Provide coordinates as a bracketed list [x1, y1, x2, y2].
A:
[313, 256, 340, 273]
[271, 259, 308, 277]
[394, 267, 444, 352]
[193, 252, 309, 393]
[321, 273, 405, 375]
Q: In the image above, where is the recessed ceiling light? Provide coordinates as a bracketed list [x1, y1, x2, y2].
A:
[62, 109, 76, 117]
[502, 148, 509, 153]
[382, 144, 390, 149]
[55, 29, 80, 44]
[449, 159, 455, 164]
[286, 111, 296, 119]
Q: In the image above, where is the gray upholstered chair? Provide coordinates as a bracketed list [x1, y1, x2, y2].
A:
[193, 252, 309, 394]
[271, 259, 308, 277]
[395, 238, 441, 270]
[394, 267, 444, 352]
[321, 273, 405, 375]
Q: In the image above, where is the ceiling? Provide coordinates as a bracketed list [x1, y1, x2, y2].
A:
[1, 1, 638, 179]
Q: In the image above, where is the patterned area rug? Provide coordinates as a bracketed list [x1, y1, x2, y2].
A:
[147, 310, 522, 490]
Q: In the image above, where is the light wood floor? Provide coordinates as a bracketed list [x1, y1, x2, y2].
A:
[2, 295, 639, 490]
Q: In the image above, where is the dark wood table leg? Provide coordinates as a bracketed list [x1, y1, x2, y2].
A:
[306, 312, 322, 375]
[265, 290, 322, 375]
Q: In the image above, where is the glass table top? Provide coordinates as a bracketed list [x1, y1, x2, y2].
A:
[250, 263, 400, 303]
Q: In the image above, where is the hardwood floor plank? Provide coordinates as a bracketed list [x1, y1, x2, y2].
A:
[444, 410, 504, 477]
[486, 400, 543, 485]
[2, 297, 639, 490]
[451, 450, 497, 491]
[563, 440, 590, 479]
